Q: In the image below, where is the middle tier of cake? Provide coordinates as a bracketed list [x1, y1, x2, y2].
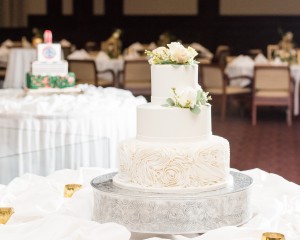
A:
[137, 103, 212, 142]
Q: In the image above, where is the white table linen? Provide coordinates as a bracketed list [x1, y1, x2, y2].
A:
[67, 49, 91, 60]
[225, 60, 300, 115]
[0, 168, 299, 240]
[3, 48, 36, 89]
[0, 85, 146, 184]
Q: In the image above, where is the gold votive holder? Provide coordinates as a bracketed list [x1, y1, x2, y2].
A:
[64, 184, 82, 198]
[0, 207, 14, 224]
[262, 232, 285, 240]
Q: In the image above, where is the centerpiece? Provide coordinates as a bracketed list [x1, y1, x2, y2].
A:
[275, 31, 297, 64]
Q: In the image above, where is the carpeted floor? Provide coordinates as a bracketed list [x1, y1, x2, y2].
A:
[212, 106, 300, 185]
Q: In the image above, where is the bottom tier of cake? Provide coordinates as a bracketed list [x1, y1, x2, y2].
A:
[26, 72, 76, 89]
[114, 135, 230, 194]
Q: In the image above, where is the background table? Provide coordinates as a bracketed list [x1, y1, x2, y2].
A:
[0, 85, 146, 184]
[3, 48, 36, 89]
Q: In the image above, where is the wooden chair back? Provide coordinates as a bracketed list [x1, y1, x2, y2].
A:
[120, 59, 151, 95]
[254, 65, 290, 91]
[200, 64, 225, 89]
[68, 60, 97, 85]
[252, 65, 293, 126]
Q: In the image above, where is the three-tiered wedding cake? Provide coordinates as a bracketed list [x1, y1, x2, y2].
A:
[92, 43, 252, 234]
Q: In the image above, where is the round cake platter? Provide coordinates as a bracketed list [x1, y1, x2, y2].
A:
[91, 171, 253, 234]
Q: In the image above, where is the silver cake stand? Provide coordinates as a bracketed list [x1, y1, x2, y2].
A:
[91, 171, 253, 234]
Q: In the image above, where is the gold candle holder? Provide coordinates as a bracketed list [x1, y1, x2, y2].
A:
[0, 207, 14, 224]
[64, 184, 82, 198]
[262, 232, 285, 240]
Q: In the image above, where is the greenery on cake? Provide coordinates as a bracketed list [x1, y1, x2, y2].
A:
[26, 73, 76, 89]
[162, 87, 212, 114]
[145, 42, 198, 65]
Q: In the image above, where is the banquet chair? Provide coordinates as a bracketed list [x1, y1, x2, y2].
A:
[118, 59, 151, 96]
[199, 63, 252, 121]
[213, 45, 231, 68]
[252, 65, 293, 126]
[68, 59, 116, 87]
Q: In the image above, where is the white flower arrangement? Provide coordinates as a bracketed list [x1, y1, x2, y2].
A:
[275, 31, 297, 64]
[145, 42, 198, 65]
[162, 86, 212, 114]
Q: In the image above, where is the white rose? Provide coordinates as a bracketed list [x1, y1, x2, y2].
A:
[167, 42, 190, 64]
[153, 47, 170, 61]
[177, 87, 197, 108]
[187, 46, 198, 62]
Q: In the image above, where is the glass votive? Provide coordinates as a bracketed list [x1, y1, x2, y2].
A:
[64, 184, 82, 198]
[262, 232, 285, 240]
[0, 207, 14, 224]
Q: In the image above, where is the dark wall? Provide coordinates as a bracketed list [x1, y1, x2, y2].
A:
[1, 0, 300, 56]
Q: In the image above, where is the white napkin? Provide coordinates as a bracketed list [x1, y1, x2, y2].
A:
[254, 53, 269, 64]
[96, 51, 110, 61]
[1, 39, 13, 47]
[271, 57, 287, 65]
[21, 39, 31, 48]
[60, 39, 71, 47]
[147, 42, 157, 50]
[128, 42, 144, 51]
[190, 42, 213, 59]
[190, 42, 208, 52]
[229, 55, 255, 67]
[125, 42, 146, 59]
[67, 49, 91, 60]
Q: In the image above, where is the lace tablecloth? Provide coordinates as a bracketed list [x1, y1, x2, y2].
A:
[0, 168, 299, 240]
[0, 85, 146, 184]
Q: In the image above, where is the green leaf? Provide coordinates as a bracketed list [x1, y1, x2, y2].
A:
[190, 105, 201, 114]
[196, 90, 202, 103]
[161, 104, 170, 107]
[166, 98, 175, 106]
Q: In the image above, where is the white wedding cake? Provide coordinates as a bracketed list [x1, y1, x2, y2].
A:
[113, 42, 231, 193]
[27, 30, 77, 90]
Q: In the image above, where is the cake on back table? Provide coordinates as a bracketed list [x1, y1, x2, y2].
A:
[113, 42, 231, 193]
[26, 30, 76, 91]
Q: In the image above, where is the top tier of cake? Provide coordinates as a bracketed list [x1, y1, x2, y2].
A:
[151, 64, 198, 105]
[37, 43, 62, 62]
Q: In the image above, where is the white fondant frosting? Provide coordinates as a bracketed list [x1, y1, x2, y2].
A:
[37, 43, 61, 62]
[114, 136, 230, 193]
[151, 64, 198, 105]
[31, 43, 69, 76]
[32, 60, 68, 76]
[137, 103, 212, 142]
